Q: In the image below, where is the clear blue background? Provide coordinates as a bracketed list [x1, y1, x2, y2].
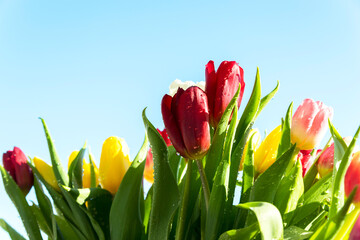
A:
[1, 0, 359, 238]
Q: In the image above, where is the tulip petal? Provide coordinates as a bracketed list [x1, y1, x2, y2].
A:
[2, 151, 15, 181]
[176, 86, 210, 159]
[213, 61, 244, 126]
[161, 94, 190, 158]
[205, 60, 217, 126]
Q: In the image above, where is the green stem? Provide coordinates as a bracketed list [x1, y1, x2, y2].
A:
[196, 159, 210, 211]
[175, 160, 192, 240]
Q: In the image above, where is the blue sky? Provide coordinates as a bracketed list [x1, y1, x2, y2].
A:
[1, 0, 360, 238]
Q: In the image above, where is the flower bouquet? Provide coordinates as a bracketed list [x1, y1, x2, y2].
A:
[1, 60, 360, 240]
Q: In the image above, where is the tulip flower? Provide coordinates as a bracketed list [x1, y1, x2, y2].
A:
[144, 128, 172, 183]
[317, 137, 359, 178]
[254, 125, 282, 175]
[161, 86, 211, 160]
[3, 147, 33, 195]
[239, 129, 261, 171]
[297, 149, 321, 177]
[291, 99, 333, 150]
[205, 60, 245, 128]
[33, 157, 60, 191]
[68, 151, 99, 188]
[99, 136, 131, 195]
[345, 151, 360, 203]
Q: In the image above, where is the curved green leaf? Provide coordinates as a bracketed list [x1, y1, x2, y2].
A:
[0, 165, 43, 240]
[236, 202, 283, 240]
[109, 134, 148, 240]
[277, 102, 292, 159]
[284, 226, 312, 240]
[143, 109, 180, 240]
[218, 223, 259, 240]
[256, 80, 280, 117]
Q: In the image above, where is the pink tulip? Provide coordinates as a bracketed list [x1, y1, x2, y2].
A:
[345, 151, 360, 203]
[3, 147, 34, 195]
[291, 99, 333, 150]
[205, 60, 245, 128]
[144, 129, 172, 183]
[161, 86, 211, 160]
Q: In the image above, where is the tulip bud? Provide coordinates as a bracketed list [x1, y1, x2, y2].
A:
[345, 151, 360, 203]
[161, 86, 211, 160]
[68, 151, 99, 188]
[144, 129, 172, 183]
[3, 147, 33, 195]
[291, 99, 333, 150]
[239, 129, 261, 171]
[254, 125, 282, 175]
[317, 137, 358, 178]
[205, 60, 245, 128]
[297, 149, 321, 177]
[99, 136, 131, 195]
[33, 157, 60, 191]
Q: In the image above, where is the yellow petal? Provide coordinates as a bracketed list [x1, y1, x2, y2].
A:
[68, 150, 86, 170]
[254, 125, 282, 175]
[33, 157, 60, 191]
[99, 136, 131, 195]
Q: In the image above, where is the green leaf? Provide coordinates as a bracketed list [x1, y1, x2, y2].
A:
[30, 204, 53, 238]
[218, 223, 259, 240]
[328, 123, 360, 218]
[60, 185, 99, 240]
[283, 226, 313, 240]
[68, 143, 86, 188]
[0, 218, 26, 240]
[143, 186, 153, 235]
[205, 103, 239, 240]
[33, 175, 63, 240]
[291, 173, 332, 225]
[249, 145, 296, 203]
[88, 150, 97, 188]
[143, 109, 180, 240]
[277, 102, 292, 159]
[0, 165, 43, 240]
[40, 118, 69, 186]
[273, 159, 304, 226]
[64, 187, 112, 239]
[205, 84, 242, 190]
[109, 134, 148, 240]
[233, 67, 261, 155]
[310, 186, 357, 240]
[168, 146, 182, 181]
[233, 131, 256, 229]
[256, 80, 280, 118]
[236, 202, 283, 240]
[54, 215, 81, 240]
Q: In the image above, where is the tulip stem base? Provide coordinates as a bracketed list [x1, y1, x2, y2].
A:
[175, 160, 192, 240]
[196, 159, 210, 211]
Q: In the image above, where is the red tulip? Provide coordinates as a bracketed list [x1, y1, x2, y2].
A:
[317, 137, 357, 178]
[205, 60, 245, 128]
[144, 129, 172, 183]
[297, 149, 321, 177]
[345, 151, 360, 203]
[291, 99, 333, 150]
[3, 147, 34, 195]
[161, 86, 211, 160]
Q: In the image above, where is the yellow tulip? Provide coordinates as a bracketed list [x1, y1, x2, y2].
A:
[254, 125, 282, 175]
[33, 157, 60, 191]
[68, 151, 99, 188]
[239, 129, 261, 171]
[99, 136, 131, 195]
